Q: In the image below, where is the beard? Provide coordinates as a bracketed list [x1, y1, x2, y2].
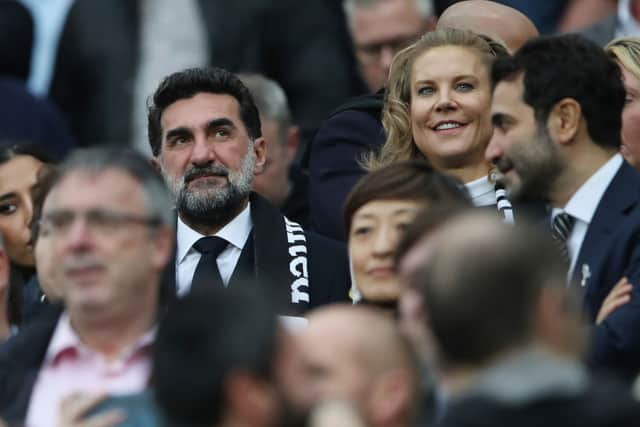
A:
[161, 148, 256, 228]
[502, 125, 565, 203]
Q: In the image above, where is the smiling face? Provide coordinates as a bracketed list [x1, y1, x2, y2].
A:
[410, 45, 493, 174]
[619, 61, 640, 169]
[0, 155, 43, 267]
[349, 199, 421, 302]
[155, 92, 266, 230]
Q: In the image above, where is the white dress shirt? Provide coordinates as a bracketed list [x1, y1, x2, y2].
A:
[175, 204, 253, 296]
[551, 154, 623, 280]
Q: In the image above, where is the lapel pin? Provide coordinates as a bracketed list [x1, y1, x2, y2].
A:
[581, 264, 591, 287]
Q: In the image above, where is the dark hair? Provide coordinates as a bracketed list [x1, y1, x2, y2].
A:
[152, 287, 279, 427]
[147, 67, 262, 156]
[415, 215, 566, 367]
[491, 34, 624, 148]
[343, 160, 470, 236]
[0, 141, 55, 166]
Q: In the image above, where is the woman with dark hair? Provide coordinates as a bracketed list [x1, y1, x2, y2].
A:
[0, 142, 54, 332]
[344, 160, 470, 308]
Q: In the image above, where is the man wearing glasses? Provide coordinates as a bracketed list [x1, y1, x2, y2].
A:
[344, 0, 435, 93]
[0, 147, 174, 426]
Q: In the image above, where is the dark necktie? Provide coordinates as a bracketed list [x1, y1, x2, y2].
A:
[191, 236, 228, 292]
[551, 212, 575, 267]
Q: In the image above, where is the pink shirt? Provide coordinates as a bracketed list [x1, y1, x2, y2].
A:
[25, 313, 155, 427]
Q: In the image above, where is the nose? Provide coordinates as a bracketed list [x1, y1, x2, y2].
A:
[435, 88, 456, 112]
[63, 216, 94, 253]
[485, 130, 504, 165]
[372, 224, 396, 257]
[189, 133, 216, 166]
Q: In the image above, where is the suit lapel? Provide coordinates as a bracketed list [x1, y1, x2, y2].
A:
[573, 162, 640, 288]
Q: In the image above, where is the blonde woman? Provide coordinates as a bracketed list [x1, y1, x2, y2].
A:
[368, 28, 514, 220]
[607, 37, 640, 170]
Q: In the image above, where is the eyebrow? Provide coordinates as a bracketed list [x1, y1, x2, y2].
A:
[0, 193, 17, 202]
[354, 208, 417, 220]
[164, 118, 237, 141]
[492, 112, 512, 127]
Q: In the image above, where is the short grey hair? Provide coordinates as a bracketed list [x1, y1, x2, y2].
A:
[343, 0, 434, 24]
[56, 147, 175, 228]
[237, 73, 292, 145]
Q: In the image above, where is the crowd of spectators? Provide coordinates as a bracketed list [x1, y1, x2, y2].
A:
[2, 0, 640, 426]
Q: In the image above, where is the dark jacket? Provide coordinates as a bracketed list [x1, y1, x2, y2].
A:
[0, 304, 63, 423]
[163, 193, 351, 315]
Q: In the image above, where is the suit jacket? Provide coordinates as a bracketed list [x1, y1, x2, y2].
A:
[0, 304, 62, 423]
[435, 378, 640, 427]
[570, 161, 640, 376]
[306, 91, 386, 241]
[164, 193, 351, 315]
[49, 0, 363, 147]
[578, 13, 617, 47]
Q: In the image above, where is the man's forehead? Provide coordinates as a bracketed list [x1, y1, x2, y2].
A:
[493, 74, 525, 103]
[160, 92, 244, 132]
[47, 169, 142, 207]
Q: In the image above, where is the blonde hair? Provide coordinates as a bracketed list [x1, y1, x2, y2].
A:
[606, 37, 640, 83]
[366, 28, 501, 170]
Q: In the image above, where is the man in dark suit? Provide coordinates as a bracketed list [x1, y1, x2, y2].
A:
[0, 148, 175, 425]
[148, 67, 350, 316]
[486, 34, 640, 377]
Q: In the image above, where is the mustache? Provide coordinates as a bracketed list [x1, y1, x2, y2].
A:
[184, 164, 229, 183]
[495, 157, 514, 174]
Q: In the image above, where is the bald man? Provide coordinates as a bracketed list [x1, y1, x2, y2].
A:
[436, 0, 538, 52]
[299, 305, 420, 427]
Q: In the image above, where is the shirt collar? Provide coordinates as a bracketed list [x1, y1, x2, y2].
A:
[553, 154, 622, 224]
[45, 312, 157, 366]
[176, 202, 253, 263]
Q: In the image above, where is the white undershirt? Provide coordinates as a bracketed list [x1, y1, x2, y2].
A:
[175, 204, 252, 296]
[465, 175, 496, 207]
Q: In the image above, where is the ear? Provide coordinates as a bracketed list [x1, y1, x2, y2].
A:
[367, 370, 414, 426]
[286, 126, 300, 165]
[547, 98, 581, 146]
[253, 137, 267, 175]
[149, 157, 161, 173]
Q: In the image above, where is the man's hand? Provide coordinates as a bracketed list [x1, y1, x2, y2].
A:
[597, 277, 633, 324]
[58, 392, 125, 427]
